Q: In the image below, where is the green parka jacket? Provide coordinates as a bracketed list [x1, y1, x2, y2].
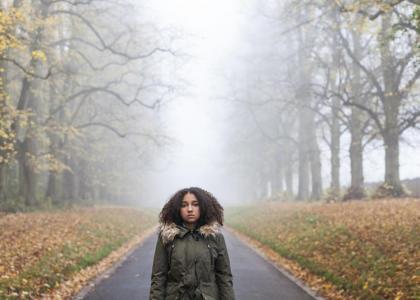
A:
[149, 221, 235, 300]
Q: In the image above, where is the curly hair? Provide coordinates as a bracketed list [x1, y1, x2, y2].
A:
[159, 187, 224, 227]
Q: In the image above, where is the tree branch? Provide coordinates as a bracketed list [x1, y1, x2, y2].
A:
[50, 9, 176, 60]
[1, 57, 53, 79]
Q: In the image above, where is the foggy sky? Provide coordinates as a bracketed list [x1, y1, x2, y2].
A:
[135, 0, 420, 208]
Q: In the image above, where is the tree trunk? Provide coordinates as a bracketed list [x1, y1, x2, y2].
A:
[20, 138, 38, 206]
[45, 171, 57, 201]
[295, 10, 313, 201]
[14, 1, 48, 207]
[308, 110, 322, 200]
[63, 170, 76, 202]
[344, 28, 366, 200]
[19, 75, 43, 207]
[0, 58, 8, 201]
[328, 6, 341, 201]
[278, 156, 284, 195]
[19, 78, 42, 207]
[0, 165, 6, 202]
[297, 109, 310, 201]
[383, 100, 403, 194]
[78, 161, 90, 201]
[330, 102, 340, 199]
[14, 77, 37, 206]
[347, 105, 366, 199]
[284, 149, 294, 199]
[273, 154, 284, 198]
[378, 14, 404, 196]
[45, 81, 61, 203]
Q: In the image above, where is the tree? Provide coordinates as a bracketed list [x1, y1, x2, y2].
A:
[339, 2, 420, 197]
[0, 0, 176, 210]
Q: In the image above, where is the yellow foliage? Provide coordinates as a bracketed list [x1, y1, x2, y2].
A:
[0, 7, 25, 53]
[0, 128, 8, 139]
[31, 50, 47, 62]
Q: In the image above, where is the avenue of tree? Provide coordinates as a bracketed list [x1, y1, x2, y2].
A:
[224, 0, 420, 201]
[1, 0, 420, 210]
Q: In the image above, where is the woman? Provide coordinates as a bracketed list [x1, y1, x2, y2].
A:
[149, 187, 235, 300]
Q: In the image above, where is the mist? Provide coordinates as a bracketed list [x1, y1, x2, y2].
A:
[1, 0, 419, 209]
[137, 0, 420, 207]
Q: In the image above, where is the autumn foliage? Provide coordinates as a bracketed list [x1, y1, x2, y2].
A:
[226, 198, 420, 300]
[0, 207, 156, 299]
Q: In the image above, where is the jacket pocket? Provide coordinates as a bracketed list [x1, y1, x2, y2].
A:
[165, 282, 179, 300]
[200, 282, 218, 300]
[202, 294, 217, 300]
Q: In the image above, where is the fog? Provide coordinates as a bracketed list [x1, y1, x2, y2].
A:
[136, 0, 248, 206]
[137, 0, 420, 207]
[1, 0, 419, 210]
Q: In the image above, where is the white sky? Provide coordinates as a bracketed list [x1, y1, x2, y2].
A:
[138, 0, 248, 206]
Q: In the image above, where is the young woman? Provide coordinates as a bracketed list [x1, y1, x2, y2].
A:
[149, 187, 235, 300]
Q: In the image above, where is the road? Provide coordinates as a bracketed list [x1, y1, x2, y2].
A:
[76, 227, 322, 300]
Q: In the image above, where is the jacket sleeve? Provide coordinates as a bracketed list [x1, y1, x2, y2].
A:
[149, 232, 168, 300]
[215, 232, 235, 300]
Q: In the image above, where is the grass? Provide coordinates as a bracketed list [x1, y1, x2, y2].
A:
[0, 206, 157, 299]
[225, 198, 420, 300]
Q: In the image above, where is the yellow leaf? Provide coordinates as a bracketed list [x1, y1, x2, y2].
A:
[31, 50, 47, 62]
[363, 281, 369, 289]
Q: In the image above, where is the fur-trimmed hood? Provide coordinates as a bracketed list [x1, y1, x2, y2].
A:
[158, 221, 221, 245]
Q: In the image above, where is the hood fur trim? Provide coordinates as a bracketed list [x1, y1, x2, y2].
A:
[159, 221, 220, 245]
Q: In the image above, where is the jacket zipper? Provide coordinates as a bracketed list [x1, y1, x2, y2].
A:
[168, 243, 175, 269]
[207, 244, 214, 270]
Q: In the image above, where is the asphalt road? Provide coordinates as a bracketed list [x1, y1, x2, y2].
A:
[76, 227, 321, 300]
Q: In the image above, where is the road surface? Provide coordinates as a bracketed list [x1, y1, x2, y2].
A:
[76, 227, 322, 300]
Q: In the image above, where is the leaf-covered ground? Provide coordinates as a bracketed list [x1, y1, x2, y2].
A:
[225, 198, 420, 300]
[0, 206, 157, 299]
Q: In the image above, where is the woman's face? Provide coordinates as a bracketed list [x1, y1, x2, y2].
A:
[180, 192, 200, 226]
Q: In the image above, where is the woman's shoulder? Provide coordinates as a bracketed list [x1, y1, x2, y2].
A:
[157, 222, 180, 246]
[198, 221, 222, 239]
[199, 222, 227, 246]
